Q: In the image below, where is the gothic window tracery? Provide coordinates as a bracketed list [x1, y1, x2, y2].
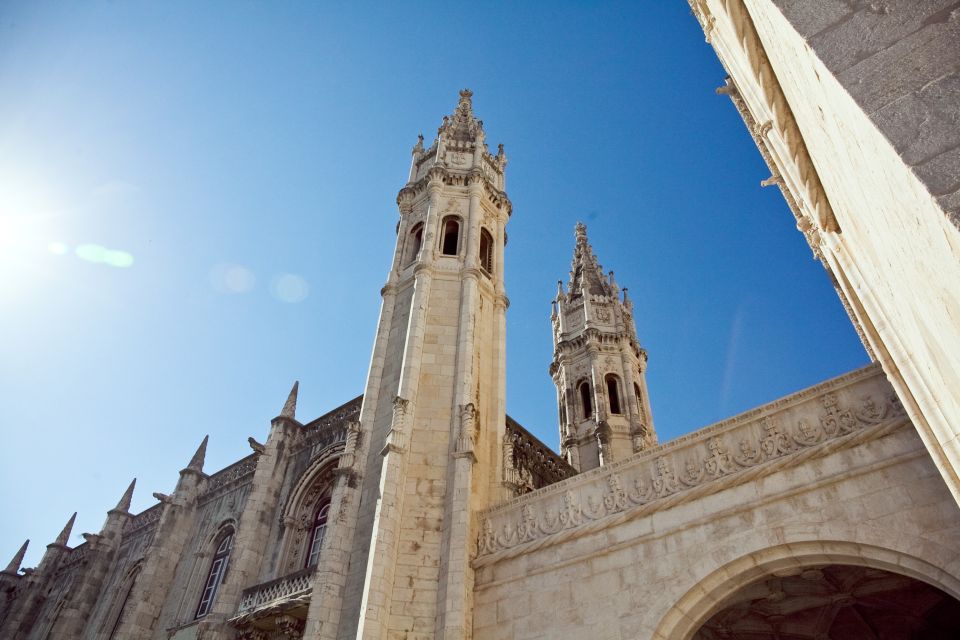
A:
[195, 528, 234, 619]
[440, 216, 461, 256]
[305, 499, 330, 568]
[106, 563, 141, 639]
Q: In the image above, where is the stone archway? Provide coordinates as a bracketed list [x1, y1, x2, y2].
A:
[693, 564, 960, 639]
[652, 541, 960, 640]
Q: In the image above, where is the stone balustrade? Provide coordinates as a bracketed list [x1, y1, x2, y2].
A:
[235, 568, 315, 616]
[478, 364, 906, 563]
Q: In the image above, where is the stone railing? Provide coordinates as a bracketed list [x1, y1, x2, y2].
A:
[504, 417, 576, 495]
[236, 568, 315, 615]
[478, 364, 906, 562]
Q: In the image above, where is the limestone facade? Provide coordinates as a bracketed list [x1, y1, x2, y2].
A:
[3, 79, 960, 640]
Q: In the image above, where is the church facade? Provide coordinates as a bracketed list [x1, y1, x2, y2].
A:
[4, 5, 960, 635]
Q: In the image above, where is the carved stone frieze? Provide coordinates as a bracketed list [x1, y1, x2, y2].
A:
[478, 365, 904, 558]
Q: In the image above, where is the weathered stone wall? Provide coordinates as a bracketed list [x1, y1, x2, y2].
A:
[688, 0, 960, 511]
[472, 366, 960, 639]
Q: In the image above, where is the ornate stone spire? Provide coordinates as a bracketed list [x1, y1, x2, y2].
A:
[438, 88, 484, 142]
[568, 222, 613, 298]
[280, 380, 299, 419]
[53, 513, 77, 547]
[186, 435, 209, 472]
[2, 540, 28, 575]
[114, 478, 136, 513]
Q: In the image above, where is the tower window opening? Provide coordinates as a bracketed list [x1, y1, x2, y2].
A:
[479, 228, 493, 275]
[634, 382, 643, 415]
[579, 381, 593, 419]
[406, 222, 424, 265]
[306, 499, 330, 568]
[441, 217, 461, 256]
[606, 375, 622, 415]
[196, 529, 233, 619]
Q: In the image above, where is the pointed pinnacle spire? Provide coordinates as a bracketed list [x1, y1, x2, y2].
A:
[115, 478, 136, 512]
[187, 435, 209, 472]
[569, 222, 612, 297]
[53, 513, 77, 547]
[439, 88, 483, 141]
[3, 540, 28, 574]
[280, 380, 299, 419]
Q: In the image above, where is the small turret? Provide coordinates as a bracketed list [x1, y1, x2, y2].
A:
[550, 223, 657, 471]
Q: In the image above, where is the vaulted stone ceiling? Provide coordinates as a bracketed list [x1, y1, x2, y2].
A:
[694, 565, 960, 639]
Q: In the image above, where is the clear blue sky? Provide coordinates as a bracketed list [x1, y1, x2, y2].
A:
[0, 2, 867, 568]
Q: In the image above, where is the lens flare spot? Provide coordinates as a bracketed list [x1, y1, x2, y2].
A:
[48, 242, 68, 255]
[270, 273, 309, 303]
[74, 244, 134, 268]
[210, 263, 256, 293]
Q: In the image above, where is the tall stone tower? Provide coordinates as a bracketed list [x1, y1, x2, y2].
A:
[550, 223, 655, 471]
[331, 89, 511, 640]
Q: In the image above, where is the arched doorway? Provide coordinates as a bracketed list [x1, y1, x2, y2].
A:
[652, 541, 960, 640]
[693, 564, 960, 639]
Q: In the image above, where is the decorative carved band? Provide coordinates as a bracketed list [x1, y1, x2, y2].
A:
[479, 365, 902, 562]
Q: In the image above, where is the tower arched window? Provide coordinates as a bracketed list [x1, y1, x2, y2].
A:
[195, 529, 233, 619]
[306, 499, 331, 568]
[634, 382, 643, 415]
[440, 216, 461, 256]
[578, 381, 593, 420]
[479, 228, 493, 275]
[406, 222, 424, 265]
[606, 375, 622, 415]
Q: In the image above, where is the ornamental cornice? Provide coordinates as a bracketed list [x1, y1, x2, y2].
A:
[475, 364, 901, 564]
[397, 165, 511, 217]
[688, 0, 838, 234]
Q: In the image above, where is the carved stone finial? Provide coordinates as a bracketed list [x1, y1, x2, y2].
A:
[413, 133, 424, 154]
[2, 540, 28, 575]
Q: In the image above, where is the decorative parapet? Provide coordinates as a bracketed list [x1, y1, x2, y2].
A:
[503, 416, 577, 496]
[200, 454, 258, 503]
[478, 364, 906, 563]
[123, 503, 162, 536]
[297, 396, 361, 459]
[233, 568, 314, 619]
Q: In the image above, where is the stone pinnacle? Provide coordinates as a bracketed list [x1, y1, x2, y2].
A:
[53, 513, 77, 547]
[280, 380, 299, 419]
[115, 478, 136, 512]
[187, 435, 209, 472]
[3, 540, 28, 574]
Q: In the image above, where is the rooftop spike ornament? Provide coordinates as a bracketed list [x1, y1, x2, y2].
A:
[2, 540, 28, 575]
[280, 380, 299, 419]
